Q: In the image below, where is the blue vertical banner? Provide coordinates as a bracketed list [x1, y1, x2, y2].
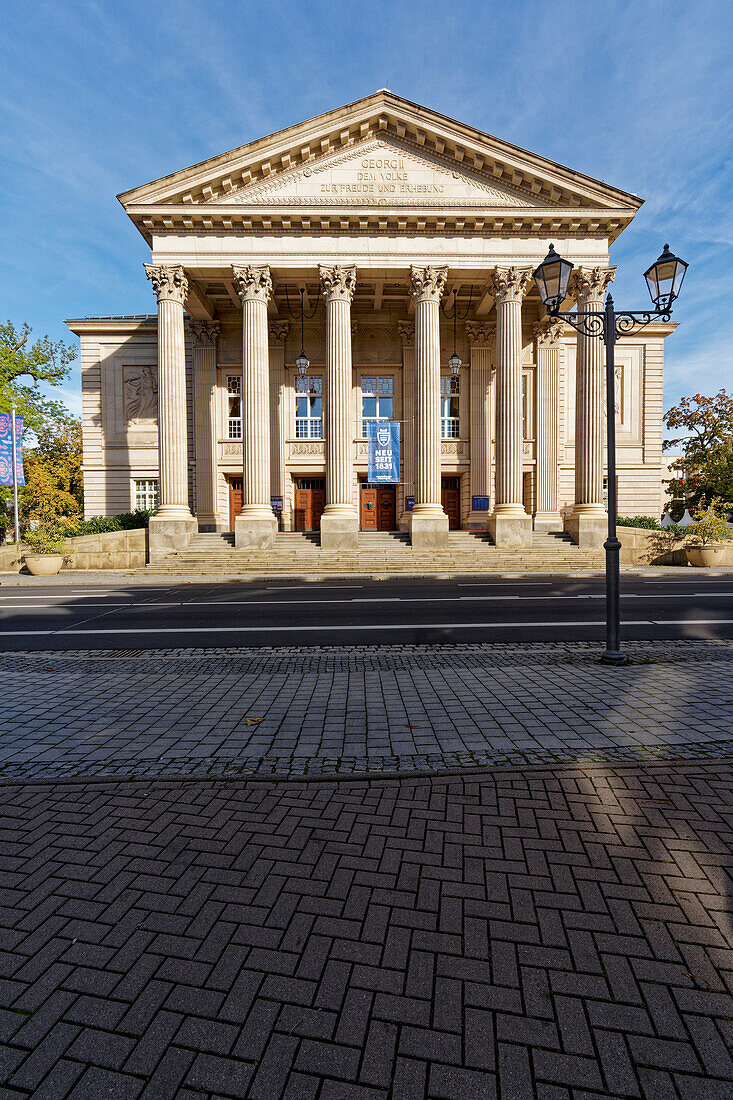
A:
[0, 414, 24, 487]
[367, 421, 399, 484]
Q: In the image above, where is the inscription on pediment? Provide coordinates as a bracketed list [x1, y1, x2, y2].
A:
[217, 139, 533, 208]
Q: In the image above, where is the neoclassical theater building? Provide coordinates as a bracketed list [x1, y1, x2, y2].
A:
[67, 91, 673, 557]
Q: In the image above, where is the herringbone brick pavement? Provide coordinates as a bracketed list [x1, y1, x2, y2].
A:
[1, 763, 732, 1098]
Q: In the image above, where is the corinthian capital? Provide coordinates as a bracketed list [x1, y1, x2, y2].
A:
[397, 320, 415, 345]
[268, 321, 290, 345]
[319, 265, 357, 303]
[409, 265, 448, 303]
[489, 267, 533, 306]
[188, 321, 220, 347]
[570, 267, 615, 304]
[145, 264, 188, 305]
[533, 318, 564, 348]
[465, 321, 496, 345]
[232, 265, 273, 304]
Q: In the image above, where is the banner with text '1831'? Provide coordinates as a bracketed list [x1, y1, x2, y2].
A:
[367, 421, 399, 484]
[0, 414, 24, 487]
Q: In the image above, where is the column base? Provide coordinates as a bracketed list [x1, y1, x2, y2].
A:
[235, 513, 277, 550]
[148, 514, 197, 562]
[487, 511, 532, 548]
[408, 511, 449, 549]
[564, 511, 607, 549]
[320, 511, 359, 551]
[466, 510, 490, 532]
[533, 511, 563, 534]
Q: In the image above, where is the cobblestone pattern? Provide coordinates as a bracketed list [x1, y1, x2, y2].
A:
[1, 643, 732, 782]
[1, 764, 732, 1098]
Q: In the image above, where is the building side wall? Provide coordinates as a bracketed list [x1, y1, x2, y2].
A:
[79, 327, 194, 519]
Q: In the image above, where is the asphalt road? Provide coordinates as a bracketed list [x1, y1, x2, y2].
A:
[1, 573, 733, 649]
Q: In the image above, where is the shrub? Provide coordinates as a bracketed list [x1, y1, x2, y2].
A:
[24, 524, 68, 556]
[617, 515, 660, 530]
[60, 509, 155, 537]
[686, 499, 733, 546]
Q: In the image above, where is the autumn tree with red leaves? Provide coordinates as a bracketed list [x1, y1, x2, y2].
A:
[663, 389, 733, 507]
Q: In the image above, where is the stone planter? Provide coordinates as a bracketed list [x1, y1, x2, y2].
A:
[24, 553, 64, 576]
[685, 545, 725, 568]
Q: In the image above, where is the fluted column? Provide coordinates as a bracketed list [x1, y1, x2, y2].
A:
[318, 265, 358, 550]
[487, 267, 533, 547]
[145, 264, 197, 558]
[232, 265, 277, 549]
[268, 322, 289, 531]
[398, 321, 415, 530]
[566, 266, 615, 547]
[533, 318, 564, 532]
[409, 266, 449, 549]
[466, 321, 495, 530]
[190, 321, 221, 530]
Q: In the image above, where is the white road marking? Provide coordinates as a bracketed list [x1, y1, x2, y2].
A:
[1, 592, 732, 611]
[4, 619, 733, 638]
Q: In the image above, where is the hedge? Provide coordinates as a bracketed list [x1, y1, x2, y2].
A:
[61, 510, 156, 537]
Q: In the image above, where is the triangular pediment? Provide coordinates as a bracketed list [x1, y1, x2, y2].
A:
[214, 136, 535, 208]
[119, 90, 642, 243]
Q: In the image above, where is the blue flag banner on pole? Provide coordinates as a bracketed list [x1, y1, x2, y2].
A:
[0, 414, 24, 487]
[367, 421, 399, 484]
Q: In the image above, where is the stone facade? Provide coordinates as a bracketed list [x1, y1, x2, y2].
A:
[67, 91, 675, 551]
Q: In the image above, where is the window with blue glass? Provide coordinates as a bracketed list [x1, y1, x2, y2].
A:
[361, 376, 394, 437]
[440, 375, 460, 438]
[295, 375, 323, 438]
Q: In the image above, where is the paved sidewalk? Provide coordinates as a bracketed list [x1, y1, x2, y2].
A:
[1, 642, 732, 782]
[1, 763, 732, 1099]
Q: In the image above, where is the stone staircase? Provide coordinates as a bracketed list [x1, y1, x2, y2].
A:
[149, 529, 606, 576]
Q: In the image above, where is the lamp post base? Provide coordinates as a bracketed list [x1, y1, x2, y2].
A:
[600, 650, 629, 666]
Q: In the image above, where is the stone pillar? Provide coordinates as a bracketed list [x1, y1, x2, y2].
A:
[487, 267, 533, 547]
[269, 322, 289, 532]
[145, 264, 197, 558]
[533, 318, 564, 532]
[409, 265, 449, 549]
[232, 265, 277, 549]
[565, 267, 615, 548]
[319, 265, 359, 550]
[190, 321, 221, 531]
[465, 321, 495, 530]
[397, 321, 415, 531]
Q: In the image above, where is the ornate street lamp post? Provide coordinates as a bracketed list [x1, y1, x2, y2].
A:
[533, 244, 688, 665]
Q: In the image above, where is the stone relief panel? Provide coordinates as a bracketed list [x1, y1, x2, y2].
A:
[123, 366, 158, 425]
[563, 342, 642, 451]
[355, 324, 399, 363]
[289, 441, 326, 457]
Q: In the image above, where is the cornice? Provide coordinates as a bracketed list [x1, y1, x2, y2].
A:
[126, 203, 632, 248]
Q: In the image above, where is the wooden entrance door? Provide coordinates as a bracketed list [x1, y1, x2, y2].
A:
[441, 476, 461, 529]
[376, 486, 396, 531]
[360, 487, 378, 530]
[360, 485, 396, 530]
[294, 478, 326, 531]
[228, 477, 243, 530]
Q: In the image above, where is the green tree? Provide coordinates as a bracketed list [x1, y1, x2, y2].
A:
[663, 389, 733, 507]
[21, 417, 84, 530]
[1, 320, 77, 437]
[1, 321, 79, 540]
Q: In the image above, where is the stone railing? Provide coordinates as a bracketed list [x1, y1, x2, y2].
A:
[0, 528, 148, 573]
[617, 526, 733, 566]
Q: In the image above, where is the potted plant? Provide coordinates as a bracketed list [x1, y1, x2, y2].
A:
[684, 499, 732, 567]
[23, 523, 70, 576]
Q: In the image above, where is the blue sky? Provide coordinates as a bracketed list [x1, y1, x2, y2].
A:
[2, 0, 731, 421]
